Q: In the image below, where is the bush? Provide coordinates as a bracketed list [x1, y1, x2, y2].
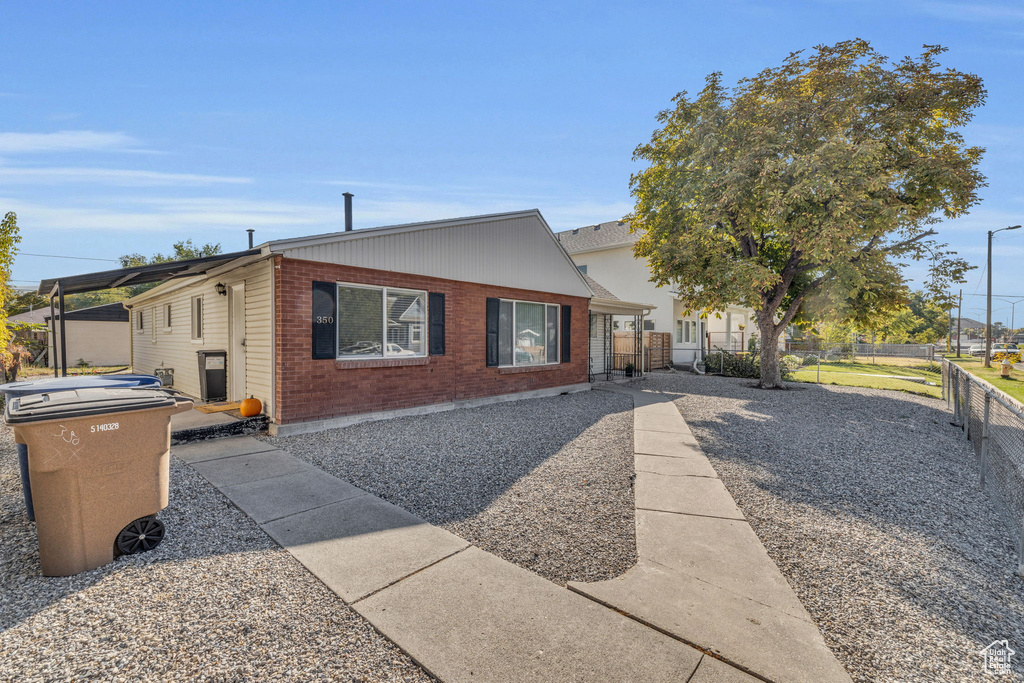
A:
[993, 352, 1022, 364]
[802, 354, 820, 366]
[781, 354, 802, 371]
[705, 351, 761, 379]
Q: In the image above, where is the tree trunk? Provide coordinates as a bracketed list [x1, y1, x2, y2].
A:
[757, 312, 785, 389]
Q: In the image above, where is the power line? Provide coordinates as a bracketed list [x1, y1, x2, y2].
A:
[18, 252, 118, 262]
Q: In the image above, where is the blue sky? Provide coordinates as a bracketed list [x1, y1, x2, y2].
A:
[2, 1, 1021, 321]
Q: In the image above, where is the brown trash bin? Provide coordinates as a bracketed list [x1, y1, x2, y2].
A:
[6, 387, 194, 576]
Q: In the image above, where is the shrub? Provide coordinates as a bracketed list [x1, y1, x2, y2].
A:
[993, 352, 1022, 364]
[781, 354, 802, 371]
[802, 354, 820, 366]
[705, 350, 761, 379]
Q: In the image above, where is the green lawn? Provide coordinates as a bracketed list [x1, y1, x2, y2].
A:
[786, 361, 942, 398]
[944, 356, 1024, 403]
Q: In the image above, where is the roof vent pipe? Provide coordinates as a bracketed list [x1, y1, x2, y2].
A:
[246, 228, 255, 249]
[343, 192, 354, 231]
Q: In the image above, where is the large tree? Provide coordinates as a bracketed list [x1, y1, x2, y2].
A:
[630, 40, 982, 387]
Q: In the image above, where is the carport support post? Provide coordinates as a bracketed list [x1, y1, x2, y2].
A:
[57, 281, 67, 378]
[979, 393, 990, 490]
[49, 294, 57, 378]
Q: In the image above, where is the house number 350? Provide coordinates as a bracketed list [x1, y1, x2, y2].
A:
[316, 316, 334, 324]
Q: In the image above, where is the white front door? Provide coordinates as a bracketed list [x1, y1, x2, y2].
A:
[228, 283, 246, 402]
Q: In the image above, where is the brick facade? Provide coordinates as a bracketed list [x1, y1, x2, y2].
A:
[273, 256, 590, 425]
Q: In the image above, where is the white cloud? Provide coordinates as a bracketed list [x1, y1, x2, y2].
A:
[0, 167, 251, 186]
[0, 130, 139, 154]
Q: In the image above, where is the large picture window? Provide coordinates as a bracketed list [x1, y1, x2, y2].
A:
[497, 299, 559, 367]
[336, 284, 427, 358]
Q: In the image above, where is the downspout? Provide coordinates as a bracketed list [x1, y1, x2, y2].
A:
[49, 294, 57, 378]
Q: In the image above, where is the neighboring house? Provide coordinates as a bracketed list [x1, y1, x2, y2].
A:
[557, 220, 757, 365]
[8, 308, 49, 344]
[46, 303, 131, 368]
[93, 209, 631, 435]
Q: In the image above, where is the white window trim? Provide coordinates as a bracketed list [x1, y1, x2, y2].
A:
[190, 295, 204, 343]
[499, 298, 560, 368]
[335, 282, 429, 360]
[163, 303, 173, 333]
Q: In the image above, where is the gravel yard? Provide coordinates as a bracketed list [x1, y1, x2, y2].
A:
[645, 372, 1024, 682]
[0, 427, 431, 682]
[269, 390, 637, 585]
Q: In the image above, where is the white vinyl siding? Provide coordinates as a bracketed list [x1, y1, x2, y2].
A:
[130, 259, 274, 417]
[276, 213, 591, 298]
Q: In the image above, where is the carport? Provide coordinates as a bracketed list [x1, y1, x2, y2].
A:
[38, 248, 260, 377]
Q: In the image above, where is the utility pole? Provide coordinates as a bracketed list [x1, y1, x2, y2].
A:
[986, 225, 1023, 367]
[957, 289, 962, 358]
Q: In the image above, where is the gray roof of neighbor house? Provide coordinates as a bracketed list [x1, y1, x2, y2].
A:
[8, 308, 49, 325]
[951, 317, 987, 329]
[582, 274, 618, 300]
[556, 220, 636, 254]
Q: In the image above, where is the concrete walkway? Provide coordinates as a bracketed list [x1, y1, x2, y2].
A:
[572, 386, 850, 683]
[173, 436, 735, 682]
[173, 387, 850, 682]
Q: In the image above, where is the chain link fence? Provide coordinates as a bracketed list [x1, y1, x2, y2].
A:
[780, 342, 941, 397]
[944, 360, 1024, 576]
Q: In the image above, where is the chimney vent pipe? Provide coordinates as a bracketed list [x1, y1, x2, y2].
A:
[246, 229, 255, 249]
[343, 192, 354, 231]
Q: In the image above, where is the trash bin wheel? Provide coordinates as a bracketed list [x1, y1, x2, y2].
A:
[116, 516, 165, 555]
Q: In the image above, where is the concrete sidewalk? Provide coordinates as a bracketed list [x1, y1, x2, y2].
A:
[574, 386, 850, 683]
[173, 436, 738, 682]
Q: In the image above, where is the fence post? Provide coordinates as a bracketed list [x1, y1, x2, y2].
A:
[952, 367, 960, 426]
[964, 379, 971, 440]
[816, 353, 821, 384]
[980, 393, 990, 490]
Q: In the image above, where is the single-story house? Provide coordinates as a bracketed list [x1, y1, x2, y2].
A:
[53, 209, 650, 435]
[43, 303, 131, 368]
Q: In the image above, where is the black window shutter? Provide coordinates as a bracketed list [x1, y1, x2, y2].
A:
[486, 297, 500, 367]
[561, 305, 572, 363]
[428, 292, 446, 356]
[312, 281, 337, 359]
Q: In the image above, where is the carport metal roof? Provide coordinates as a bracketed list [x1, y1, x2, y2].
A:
[38, 248, 261, 297]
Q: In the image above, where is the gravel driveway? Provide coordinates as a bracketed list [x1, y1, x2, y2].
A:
[0, 428, 431, 682]
[269, 390, 637, 585]
[645, 372, 1024, 682]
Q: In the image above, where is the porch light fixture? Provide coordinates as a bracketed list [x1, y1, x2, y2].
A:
[215, 282, 227, 296]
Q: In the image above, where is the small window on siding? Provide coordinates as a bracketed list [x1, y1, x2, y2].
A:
[164, 303, 172, 330]
[643, 319, 655, 331]
[136, 310, 144, 331]
[675, 320, 683, 344]
[151, 307, 157, 341]
[191, 296, 204, 340]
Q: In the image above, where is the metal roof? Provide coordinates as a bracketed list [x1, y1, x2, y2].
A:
[556, 220, 636, 254]
[37, 249, 261, 297]
[45, 301, 130, 323]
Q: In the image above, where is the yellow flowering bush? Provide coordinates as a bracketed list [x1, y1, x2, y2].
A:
[992, 351, 1022, 364]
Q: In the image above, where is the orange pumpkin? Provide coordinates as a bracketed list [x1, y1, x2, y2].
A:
[239, 396, 262, 417]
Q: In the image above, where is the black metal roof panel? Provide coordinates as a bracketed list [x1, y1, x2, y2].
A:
[45, 302, 130, 323]
[38, 249, 261, 296]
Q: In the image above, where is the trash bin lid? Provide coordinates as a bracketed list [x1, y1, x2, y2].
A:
[4, 387, 177, 424]
[0, 374, 161, 398]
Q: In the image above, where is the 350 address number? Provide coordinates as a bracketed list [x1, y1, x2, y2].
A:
[315, 316, 334, 324]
